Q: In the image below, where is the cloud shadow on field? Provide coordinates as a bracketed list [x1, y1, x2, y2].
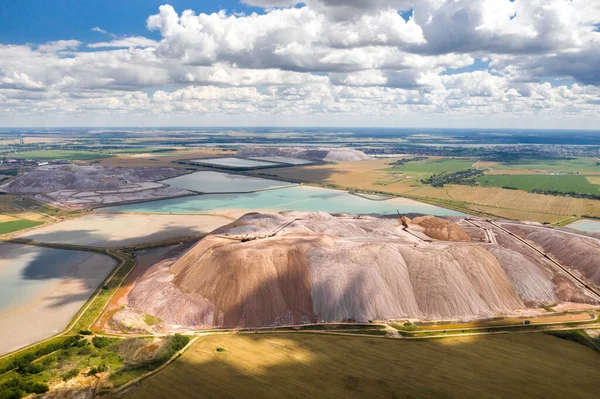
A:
[115, 331, 600, 399]
[249, 166, 347, 185]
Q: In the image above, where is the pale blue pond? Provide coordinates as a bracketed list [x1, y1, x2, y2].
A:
[0, 243, 113, 314]
[0, 243, 115, 354]
[0, 244, 65, 313]
[162, 171, 294, 193]
[567, 219, 600, 232]
[249, 156, 313, 165]
[100, 185, 464, 216]
[191, 157, 277, 168]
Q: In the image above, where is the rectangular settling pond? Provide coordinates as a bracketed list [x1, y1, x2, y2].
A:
[567, 219, 600, 232]
[162, 171, 294, 193]
[99, 185, 464, 216]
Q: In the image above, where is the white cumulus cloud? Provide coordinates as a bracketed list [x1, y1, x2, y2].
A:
[0, 1, 599, 127]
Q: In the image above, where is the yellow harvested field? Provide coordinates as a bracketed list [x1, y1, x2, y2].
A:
[464, 205, 568, 223]
[0, 137, 71, 145]
[586, 176, 600, 185]
[264, 159, 416, 194]
[123, 333, 600, 399]
[404, 185, 453, 200]
[486, 169, 544, 175]
[12, 211, 48, 222]
[444, 185, 594, 216]
[0, 214, 18, 222]
[266, 163, 600, 221]
[473, 161, 499, 168]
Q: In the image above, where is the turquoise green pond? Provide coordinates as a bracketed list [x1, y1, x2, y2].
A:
[567, 219, 600, 232]
[99, 185, 464, 216]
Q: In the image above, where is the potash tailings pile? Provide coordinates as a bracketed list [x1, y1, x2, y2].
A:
[122, 212, 599, 330]
[236, 147, 370, 162]
[0, 164, 192, 209]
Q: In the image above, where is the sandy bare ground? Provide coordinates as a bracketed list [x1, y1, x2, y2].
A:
[17, 213, 232, 248]
[0, 243, 116, 355]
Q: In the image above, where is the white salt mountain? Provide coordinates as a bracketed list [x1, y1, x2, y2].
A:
[126, 212, 599, 329]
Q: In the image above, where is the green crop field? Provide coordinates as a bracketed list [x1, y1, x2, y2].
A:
[478, 174, 600, 195]
[497, 157, 600, 173]
[106, 147, 177, 155]
[123, 333, 600, 399]
[4, 150, 112, 161]
[0, 219, 43, 234]
[387, 158, 476, 174]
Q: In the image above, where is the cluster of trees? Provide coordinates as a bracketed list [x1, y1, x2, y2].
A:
[0, 378, 48, 399]
[142, 334, 190, 370]
[421, 169, 484, 188]
[91, 336, 117, 349]
[0, 336, 82, 374]
[530, 189, 600, 200]
[388, 156, 427, 166]
[0, 336, 85, 399]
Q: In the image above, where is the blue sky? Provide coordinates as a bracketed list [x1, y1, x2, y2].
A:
[0, 1, 598, 128]
[0, 1, 483, 74]
[0, 1, 261, 44]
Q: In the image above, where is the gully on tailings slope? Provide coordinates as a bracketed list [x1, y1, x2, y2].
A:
[125, 213, 598, 329]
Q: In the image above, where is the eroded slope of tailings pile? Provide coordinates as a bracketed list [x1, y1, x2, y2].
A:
[500, 222, 600, 288]
[126, 213, 598, 329]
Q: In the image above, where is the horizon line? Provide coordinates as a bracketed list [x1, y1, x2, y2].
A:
[1, 126, 600, 132]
